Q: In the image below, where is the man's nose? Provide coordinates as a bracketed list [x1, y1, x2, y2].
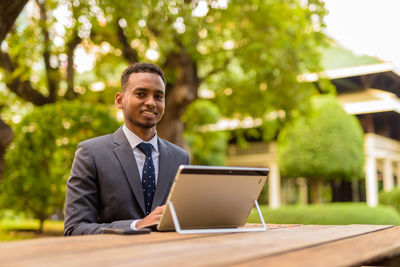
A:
[144, 96, 156, 107]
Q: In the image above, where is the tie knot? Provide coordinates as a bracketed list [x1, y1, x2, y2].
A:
[137, 142, 153, 157]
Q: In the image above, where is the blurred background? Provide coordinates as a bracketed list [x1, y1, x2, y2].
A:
[1, 0, 400, 240]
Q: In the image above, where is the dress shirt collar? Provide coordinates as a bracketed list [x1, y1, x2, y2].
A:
[122, 124, 159, 152]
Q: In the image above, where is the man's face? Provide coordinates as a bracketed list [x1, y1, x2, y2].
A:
[116, 72, 165, 132]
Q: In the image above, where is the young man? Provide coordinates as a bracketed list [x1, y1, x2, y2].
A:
[64, 63, 189, 235]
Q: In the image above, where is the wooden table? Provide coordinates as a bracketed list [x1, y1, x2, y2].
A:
[1, 224, 400, 267]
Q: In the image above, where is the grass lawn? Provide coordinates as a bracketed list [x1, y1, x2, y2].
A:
[0, 216, 64, 242]
[1, 203, 400, 242]
[248, 202, 400, 225]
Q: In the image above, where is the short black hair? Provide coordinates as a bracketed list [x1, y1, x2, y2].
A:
[120, 62, 166, 92]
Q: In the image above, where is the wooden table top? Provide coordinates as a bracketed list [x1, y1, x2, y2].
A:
[1, 224, 400, 267]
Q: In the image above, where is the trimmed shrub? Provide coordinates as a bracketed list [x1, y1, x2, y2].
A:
[380, 188, 400, 213]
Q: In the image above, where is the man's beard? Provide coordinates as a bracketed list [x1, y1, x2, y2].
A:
[127, 117, 159, 129]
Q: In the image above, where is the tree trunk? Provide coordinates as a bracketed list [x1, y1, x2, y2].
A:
[0, 118, 13, 180]
[158, 110, 187, 149]
[330, 180, 353, 202]
[158, 45, 200, 148]
[158, 82, 199, 149]
[0, 0, 29, 43]
[309, 179, 322, 204]
[38, 219, 44, 234]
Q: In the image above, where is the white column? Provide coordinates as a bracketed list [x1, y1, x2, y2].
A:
[269, 161, 281, 209]
[397, 163, 400, 187]
[296, 177, 308, 205]
[383, 159, 394, 191]
[365, 155, 378, 207]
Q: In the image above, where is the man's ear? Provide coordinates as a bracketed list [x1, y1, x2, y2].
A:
[115, 92, 123, 109]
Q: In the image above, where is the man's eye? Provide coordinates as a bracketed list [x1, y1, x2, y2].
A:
[155, 95, 164, 101]
[136, 92, 145, 97]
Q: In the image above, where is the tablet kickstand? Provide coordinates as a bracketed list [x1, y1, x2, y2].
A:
[169, 200, 267, 234]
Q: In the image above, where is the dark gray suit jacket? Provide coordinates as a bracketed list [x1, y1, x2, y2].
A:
[64, 127, 189, 235]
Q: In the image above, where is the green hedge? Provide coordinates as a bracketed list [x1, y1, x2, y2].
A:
[380, 188, 400, 213]
[248, 202, 400, 225]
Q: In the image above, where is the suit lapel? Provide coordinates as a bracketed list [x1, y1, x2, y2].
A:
[152, 139, 175, 208]
[113, 128, 146, 215]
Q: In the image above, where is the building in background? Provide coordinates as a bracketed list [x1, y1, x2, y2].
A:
[227, 44, 400, 208]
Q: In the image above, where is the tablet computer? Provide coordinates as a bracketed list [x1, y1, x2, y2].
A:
[157, 165, 269, 234]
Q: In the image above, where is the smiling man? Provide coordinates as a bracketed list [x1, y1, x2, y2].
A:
[64, 63, 190, 235]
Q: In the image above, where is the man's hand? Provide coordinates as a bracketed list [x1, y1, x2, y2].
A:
[136, 205, 165, 229]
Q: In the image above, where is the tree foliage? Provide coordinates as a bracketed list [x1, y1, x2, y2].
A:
[0, 0, 330, 213]
[91, 0, 328, 145]
[0, 101, 119, 231]
[0, 0, 29, 179]
[278, 95, 364, 181]
[182, 99, 228, 165]
[1, 0, 328, 148]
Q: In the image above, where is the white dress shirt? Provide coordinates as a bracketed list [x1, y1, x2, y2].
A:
[122, 124, 160, 184]
[122, 125, 160, 229]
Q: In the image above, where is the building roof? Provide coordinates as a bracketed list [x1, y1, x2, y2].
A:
[337, 89, 400, 115]
[299, 62, 400, 82]
[320, 44, 382, 70]
[299, 44, 400, 99]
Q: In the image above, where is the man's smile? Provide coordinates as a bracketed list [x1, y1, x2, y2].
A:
[142, 110, 157, 116]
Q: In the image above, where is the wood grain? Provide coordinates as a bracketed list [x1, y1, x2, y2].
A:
[0, 224, 293, 264]
[0, 224, 396, 267]
[233, 226, 400, 267]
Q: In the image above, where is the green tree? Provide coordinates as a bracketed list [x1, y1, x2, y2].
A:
[0, 0, 29, 179]
[278, 95, 364, 203]
[182, 99, 228, 165]
[0, 101, 119, 232]
[0, 0, 96, 180]
[90, 0, 328, 147]
[0, 0, 328, 149]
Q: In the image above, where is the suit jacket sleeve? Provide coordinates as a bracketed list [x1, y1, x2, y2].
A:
[64, 142, 133, 236]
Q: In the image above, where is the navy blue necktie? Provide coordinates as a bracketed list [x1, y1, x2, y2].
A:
[137, 142, 156, 215]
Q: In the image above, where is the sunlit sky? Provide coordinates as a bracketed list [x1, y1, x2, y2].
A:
[323, 0, 400, 68]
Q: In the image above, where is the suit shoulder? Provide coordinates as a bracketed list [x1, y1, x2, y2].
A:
[79, 134, 114, 149]
[159, 138, 188, 156]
